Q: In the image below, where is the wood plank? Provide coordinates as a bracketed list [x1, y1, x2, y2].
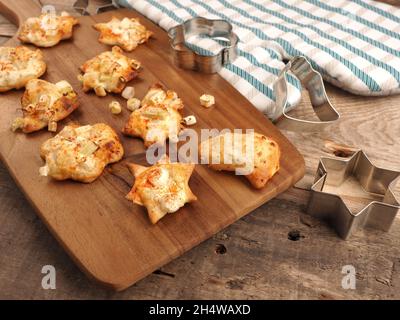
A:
[0, 3, 304, 290]
[1, 163, 399, 299]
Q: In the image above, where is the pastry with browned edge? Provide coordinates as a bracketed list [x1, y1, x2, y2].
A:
[18, 12, 79, 47]
[200, 131, 280, 189]
[79, 46, 141, 96]
[93, 17, 152, 52]
[12, 79, 79, 133]
[122, 84, 184, 147]
[0, 46, 46, 92]
[40, 123, 124, 183]
[126, 156, 197, 224]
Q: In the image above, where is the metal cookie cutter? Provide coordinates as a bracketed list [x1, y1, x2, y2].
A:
[73, 0, 118, 15]
[168, 17, 239, 74]
[307, 150, 400, 239]
[273, 56, 340, 131]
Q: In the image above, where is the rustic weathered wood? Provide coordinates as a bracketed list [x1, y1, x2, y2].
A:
[1, 161, 399, 299]
[0, 1, 304, 291]
[1, 0, 400, 299]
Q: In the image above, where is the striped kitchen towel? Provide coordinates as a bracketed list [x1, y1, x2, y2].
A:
[118, 0, 400, 120]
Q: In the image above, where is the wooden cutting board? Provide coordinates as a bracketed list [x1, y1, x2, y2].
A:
[0, 0, 305, 290]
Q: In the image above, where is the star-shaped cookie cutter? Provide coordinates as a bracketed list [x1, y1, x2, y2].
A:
[306, 150, 400, 239]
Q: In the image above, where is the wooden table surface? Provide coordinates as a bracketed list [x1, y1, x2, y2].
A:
[1, 1, 399, 300]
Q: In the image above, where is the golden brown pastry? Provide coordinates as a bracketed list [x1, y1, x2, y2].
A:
[18, 12, 79, 47]
[122, 84, 184, 147]
[0, 46, 46, 92]
[40, 123, 124, 183]
[126, 157, 197, 224]
[93, 17, 152, 52]
[200, 131, 280, 189]
[12, 79, 79, 133]
[79, 46, 141, 96]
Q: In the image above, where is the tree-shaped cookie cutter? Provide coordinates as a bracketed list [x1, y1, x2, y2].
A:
[307, 150, 400, 239]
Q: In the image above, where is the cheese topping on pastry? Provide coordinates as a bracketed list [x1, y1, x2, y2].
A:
[18, 12, 79, 47]
[200, 132, 280, 189]
[122, 84, 184, 147]
[0, 46, 46, 92]
[79, 46, 141, 96]
[93, 17, 152, 52]
[11, 79, 79, 133]
[126, 157, 197, 224]
[40, 123, 124, 183]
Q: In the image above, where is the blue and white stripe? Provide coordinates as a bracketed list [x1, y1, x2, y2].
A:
[119, 0, 400, 119]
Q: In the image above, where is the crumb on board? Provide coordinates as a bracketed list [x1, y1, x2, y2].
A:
[109, 101, 122, 114]
[183, 115, 197, 125]
[122, 86, 135, 100]
[200, 94, 215, 108]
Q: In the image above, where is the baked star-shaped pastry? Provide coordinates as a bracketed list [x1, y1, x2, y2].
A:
[79, 46, 141, 96]
[93, 17, 152, 52]
[200, 132, 280, 189]
[0, 46, 46, 92]
[18, 12, 79, 48]
[40, 123, 124, 183]
[12, 79, 79, 133]
[126, 157, 197, 224]
[122, 84, 184, 147]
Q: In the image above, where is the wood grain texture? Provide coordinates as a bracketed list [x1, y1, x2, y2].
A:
[0, 22, 17, 37]
[0, 2, 304, 290]
[1, 0, 400, 300]
[1, 166, 399, 299]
